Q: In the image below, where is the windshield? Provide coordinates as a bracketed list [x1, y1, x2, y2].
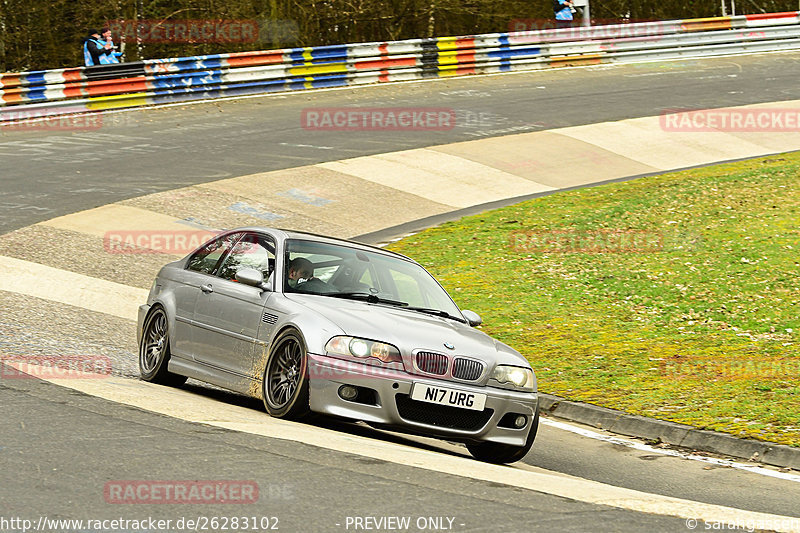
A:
[283, 239, 463, 319]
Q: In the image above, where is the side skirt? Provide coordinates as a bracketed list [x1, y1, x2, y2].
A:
[168, 355, 259, 398]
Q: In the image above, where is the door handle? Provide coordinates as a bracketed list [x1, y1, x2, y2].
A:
[201, 284, 214, 294]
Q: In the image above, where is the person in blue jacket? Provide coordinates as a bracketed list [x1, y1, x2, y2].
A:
[554, 0, 575, 28]
[82, 28, 122, 66]
[83, 29, 108, 66]
[99, 28, 123, 63]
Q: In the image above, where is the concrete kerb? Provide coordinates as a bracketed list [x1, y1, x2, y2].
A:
[351, 150, 795, 247]
[540, 394, 800, 471]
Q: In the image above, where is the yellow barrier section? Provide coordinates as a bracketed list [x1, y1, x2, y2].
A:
[86, 92, 150, 110]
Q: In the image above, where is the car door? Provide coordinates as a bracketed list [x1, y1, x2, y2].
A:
[192, 232, 276, 379]
[171, 231, 242, 360]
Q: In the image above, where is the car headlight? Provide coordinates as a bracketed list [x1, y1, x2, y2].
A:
[491, 365, 535, 392]
[325, 336, 402, 364]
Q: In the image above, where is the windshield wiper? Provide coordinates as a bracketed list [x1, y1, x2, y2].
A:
[404, 306, 466, 322]
[328, 292, 408, 307]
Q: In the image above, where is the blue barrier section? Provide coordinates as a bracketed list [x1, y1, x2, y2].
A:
[24, 88, 48, 102]
[149, 71, 225, 89]
[25, 72, 48, 85]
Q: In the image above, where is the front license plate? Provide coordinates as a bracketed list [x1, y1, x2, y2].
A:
[410, 383, 487, 411]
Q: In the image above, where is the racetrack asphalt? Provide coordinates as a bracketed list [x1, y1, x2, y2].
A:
[2, 51, 800, 531]
[1, 369, 696, 533]
[4, 50, 800, 233]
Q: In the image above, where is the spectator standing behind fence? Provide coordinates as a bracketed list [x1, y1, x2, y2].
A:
[554, 0, 575, 28]
[82, 28, 122, 66]
[100, 28, 123, 63]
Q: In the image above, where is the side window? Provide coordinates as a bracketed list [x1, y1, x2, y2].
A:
[186, 232, 241, 275]
[284, 251, 340, 294]
[216, 233, 276, 282]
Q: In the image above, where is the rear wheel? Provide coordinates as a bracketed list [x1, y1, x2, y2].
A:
[139, 307, 187, 386]
[466, 410, 539, 464]
[262, 329, 310, 419]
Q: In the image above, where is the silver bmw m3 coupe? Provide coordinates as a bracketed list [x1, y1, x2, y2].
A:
[137, 227, 539, 463]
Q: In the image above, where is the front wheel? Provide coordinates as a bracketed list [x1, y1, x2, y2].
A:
[466, 410, 539, 464]
[139, 307, 187, 386]
[262, 329, 310, 419]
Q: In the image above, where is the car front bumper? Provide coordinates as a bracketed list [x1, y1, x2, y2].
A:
[307, 352, 538, 446]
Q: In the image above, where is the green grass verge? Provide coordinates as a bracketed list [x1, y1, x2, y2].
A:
[387, 154, 800, 446]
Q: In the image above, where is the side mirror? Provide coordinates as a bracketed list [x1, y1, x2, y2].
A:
[461, 310, 482, 327]
[236, 268, 271, 291]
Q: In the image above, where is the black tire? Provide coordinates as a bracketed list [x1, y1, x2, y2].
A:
[466, 410, 539, 464]
[262, 329, 310, 419]
[139, 306, 188, 386]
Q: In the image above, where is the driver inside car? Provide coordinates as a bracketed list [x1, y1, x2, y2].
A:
[287, 257, 314, 288]
[287, 257, 335, 293]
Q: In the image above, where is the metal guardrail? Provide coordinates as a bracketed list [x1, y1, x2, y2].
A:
[1, 11, 799, 122]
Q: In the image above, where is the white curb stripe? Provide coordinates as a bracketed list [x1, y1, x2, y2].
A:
[0, 256, 146, 320]
[319, 148, 556, 208]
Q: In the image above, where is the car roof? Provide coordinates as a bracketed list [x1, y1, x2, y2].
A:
[230, 226, 415, 262]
